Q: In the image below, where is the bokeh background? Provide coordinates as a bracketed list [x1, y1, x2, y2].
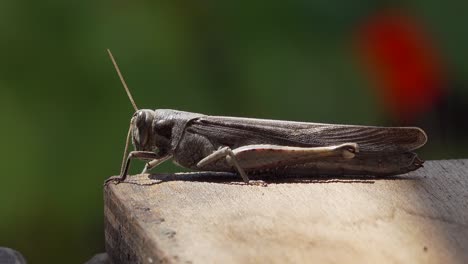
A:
[1, 1, 467, 263]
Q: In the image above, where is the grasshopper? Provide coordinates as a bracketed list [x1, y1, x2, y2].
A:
[105, 50, 427, 185]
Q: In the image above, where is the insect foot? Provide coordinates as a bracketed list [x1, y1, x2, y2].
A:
[249, 180, 268, 187]
[103, 176, 124, 186]
[338, 143, 359, 159]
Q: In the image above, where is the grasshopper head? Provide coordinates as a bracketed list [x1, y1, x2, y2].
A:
[131, 109, 173, 157]
[131, 109, 155, 151]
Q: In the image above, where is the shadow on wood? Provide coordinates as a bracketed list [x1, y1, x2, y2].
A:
[104, 159, 468, 264]
[123, 171, 420, 185]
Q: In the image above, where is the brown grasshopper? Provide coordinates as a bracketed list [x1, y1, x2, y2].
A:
[105, 50, 427, 185]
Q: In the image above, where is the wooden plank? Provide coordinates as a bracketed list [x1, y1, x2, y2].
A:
[104, 159, 468, 264]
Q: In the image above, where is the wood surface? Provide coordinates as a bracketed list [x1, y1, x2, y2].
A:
[104, 159, 468, 264]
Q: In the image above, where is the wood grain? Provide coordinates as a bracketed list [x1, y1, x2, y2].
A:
[104, 159, 468, 264]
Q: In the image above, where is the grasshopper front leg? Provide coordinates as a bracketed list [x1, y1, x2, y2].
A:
[197, 143, 359, 183]
[105, 151, 162, 185]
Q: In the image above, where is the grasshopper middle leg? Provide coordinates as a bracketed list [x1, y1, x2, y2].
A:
[198, 147, 250, 183]
[141, 155, 173, 174]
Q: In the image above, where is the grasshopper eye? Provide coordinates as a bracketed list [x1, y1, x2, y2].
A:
[132, 126, 147, 149]
[139, 127, 148, 146]
[132, 110, 155, 150]
[136, 111, 146, 128]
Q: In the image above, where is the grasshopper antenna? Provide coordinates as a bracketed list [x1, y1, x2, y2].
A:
[107, 49, 139, 112]
[107, 49, 138, 179]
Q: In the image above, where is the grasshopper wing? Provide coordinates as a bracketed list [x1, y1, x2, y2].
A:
[188, 115, 427, 154]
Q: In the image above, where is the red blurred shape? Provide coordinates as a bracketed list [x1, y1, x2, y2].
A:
[356, 10, 444, 122]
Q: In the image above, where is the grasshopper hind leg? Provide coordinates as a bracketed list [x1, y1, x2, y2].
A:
[197, 143, 358, 183]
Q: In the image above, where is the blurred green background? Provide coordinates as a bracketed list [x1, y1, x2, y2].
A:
[1, 1, 467, 263]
